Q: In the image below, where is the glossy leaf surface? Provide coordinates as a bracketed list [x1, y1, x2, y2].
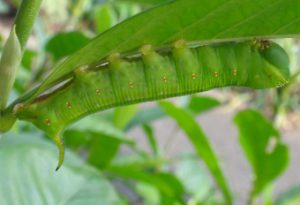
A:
[0, 133, 124, 205]
[160, 101, 232, 204]
[234, 109, 289, 196]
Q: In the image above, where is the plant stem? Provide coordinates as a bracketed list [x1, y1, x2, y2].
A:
[0, 0, 42, 109]
[14, 0, 43, 49]
[0, 0, 42, 132]
[247, 186, 257, 205]
[0, 28, 22, 111]
[274, 70, 300, 127]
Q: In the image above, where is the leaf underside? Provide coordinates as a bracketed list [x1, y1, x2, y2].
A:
[26, 0, 300, 100]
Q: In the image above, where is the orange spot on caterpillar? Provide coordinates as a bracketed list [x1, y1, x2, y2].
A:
[66, 102, 72, 109]
[232, 69, 237, 76]
[140, 45, 154, 56]
[174, 39, 187, 49]
[162, 76, 168, 83]
[96, 89, 101, 96]
[45, 119, 51, 126]
[214, 72, 219, 77]
[129, 82, 134, 88]
[192, 73, 197, 80]
[75, 65, 89, 75]
[252, 39, 271, 50]
[108, 53, 121, 63]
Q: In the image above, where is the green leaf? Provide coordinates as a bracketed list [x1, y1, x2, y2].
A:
[263, 185, 274, 205]
[0, 133, 124, 205]
[32, 0, 300, 99]
[187, 96, 221, 114]
[70, 114, 128, 138]
[159, 101, 232, 204]
[126, 96, 220, 131]
[63, 129, 90, 149]
[45, 31, 90, 61]
[175, 156, 216, 203]
[115, 2, 142, 22]
[135, 182, 161, 205]
[126, 106, 166, 131]
[94, 4, 117, 33]
[64, 124, 134, 168]
[88, 131, 132, 169]
[234, 109, 289, 196]
[21, 49, 37, 70]
[142, 124, 159, 156]
[113, 105, 138, 130]
[275, 185, 300, 205]
[62, 114, 135, 168]
[106, 165, 184, 202]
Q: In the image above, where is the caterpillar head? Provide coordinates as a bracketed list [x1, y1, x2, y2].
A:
[249, 41, 290, 88]
[260, 41, 290, 79]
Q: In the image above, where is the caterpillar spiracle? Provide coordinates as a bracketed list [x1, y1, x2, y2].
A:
[13, 39, 290, 170]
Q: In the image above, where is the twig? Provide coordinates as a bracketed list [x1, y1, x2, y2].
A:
[0, 0, 42, 132]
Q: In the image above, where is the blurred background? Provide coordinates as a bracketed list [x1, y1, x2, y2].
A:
[0, 0, 300, 204]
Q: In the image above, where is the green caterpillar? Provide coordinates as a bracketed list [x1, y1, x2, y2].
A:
[7, 40, 290, 170]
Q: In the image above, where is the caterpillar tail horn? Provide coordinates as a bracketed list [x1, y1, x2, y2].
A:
[53, 134, 65, 171]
